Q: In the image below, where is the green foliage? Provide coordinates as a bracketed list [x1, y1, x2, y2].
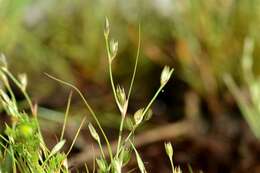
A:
[225, 37, 260, 138]
[0, 56, 69, 173]
[170, 0, 260, 95]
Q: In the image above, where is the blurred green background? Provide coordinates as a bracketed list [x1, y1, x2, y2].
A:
[1, 0, 260, 172]
[2, 0, 260, 100]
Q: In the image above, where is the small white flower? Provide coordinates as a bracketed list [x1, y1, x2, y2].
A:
[164, 142, 173, 159]
[160, 66, 174, 86]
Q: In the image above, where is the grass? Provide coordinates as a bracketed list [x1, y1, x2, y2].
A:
[0, 19, 187, 173]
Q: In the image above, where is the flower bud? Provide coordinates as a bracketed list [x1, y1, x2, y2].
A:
[164, 142, 173, 159]
[88, 123, 100, 142]
[116, 85, 127, 115]
[110, 39, 118, 60]
[104, 17, 110, 37]
[18, 73, 28, 91]
[160, 66, 174, 86]
[134, 108, 144, 125]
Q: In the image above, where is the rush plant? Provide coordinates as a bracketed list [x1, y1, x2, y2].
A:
[47, 18, 175, 172]
[0, 19, 183, 172]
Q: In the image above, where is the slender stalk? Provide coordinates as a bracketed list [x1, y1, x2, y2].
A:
[104, 31, 128, 158]
[128, 24, 141, 100]
[104, 35, 119, 106]
[85, 163, 90, 173]
[169, 157, 174, 173]
[11, 147, 17, 173]
[45, 73, 113, 161]
[142, 84, 164, 117]
[60, 91, 73, 140]
[115, 26, 141, 156]
[124, 84, 165, 145]
[97, 140, 106, 159]
[116, 115, 125, 157]
[66, 117, 87, 156]
[124, 126, 136, 144]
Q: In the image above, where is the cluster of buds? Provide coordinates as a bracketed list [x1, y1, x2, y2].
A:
[104, 18, 119, 62]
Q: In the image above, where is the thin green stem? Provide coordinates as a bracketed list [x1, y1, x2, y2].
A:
[45, 73, 113, 161]
[116, 115, 125, 157]
[66, 117, 86, 156]
[97, 140, 106, 159]
[123, 126, 137, 147]
[104, 35, 119, 106]
[10, 147, 17, 173]
[60, 91, 73, 141]
[169, 157, 174, 173]
[85, 163, 90, 173]
[128, 24, 141, 101]
[142, 84, 164, 117]
[105, 32, 128, 159]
